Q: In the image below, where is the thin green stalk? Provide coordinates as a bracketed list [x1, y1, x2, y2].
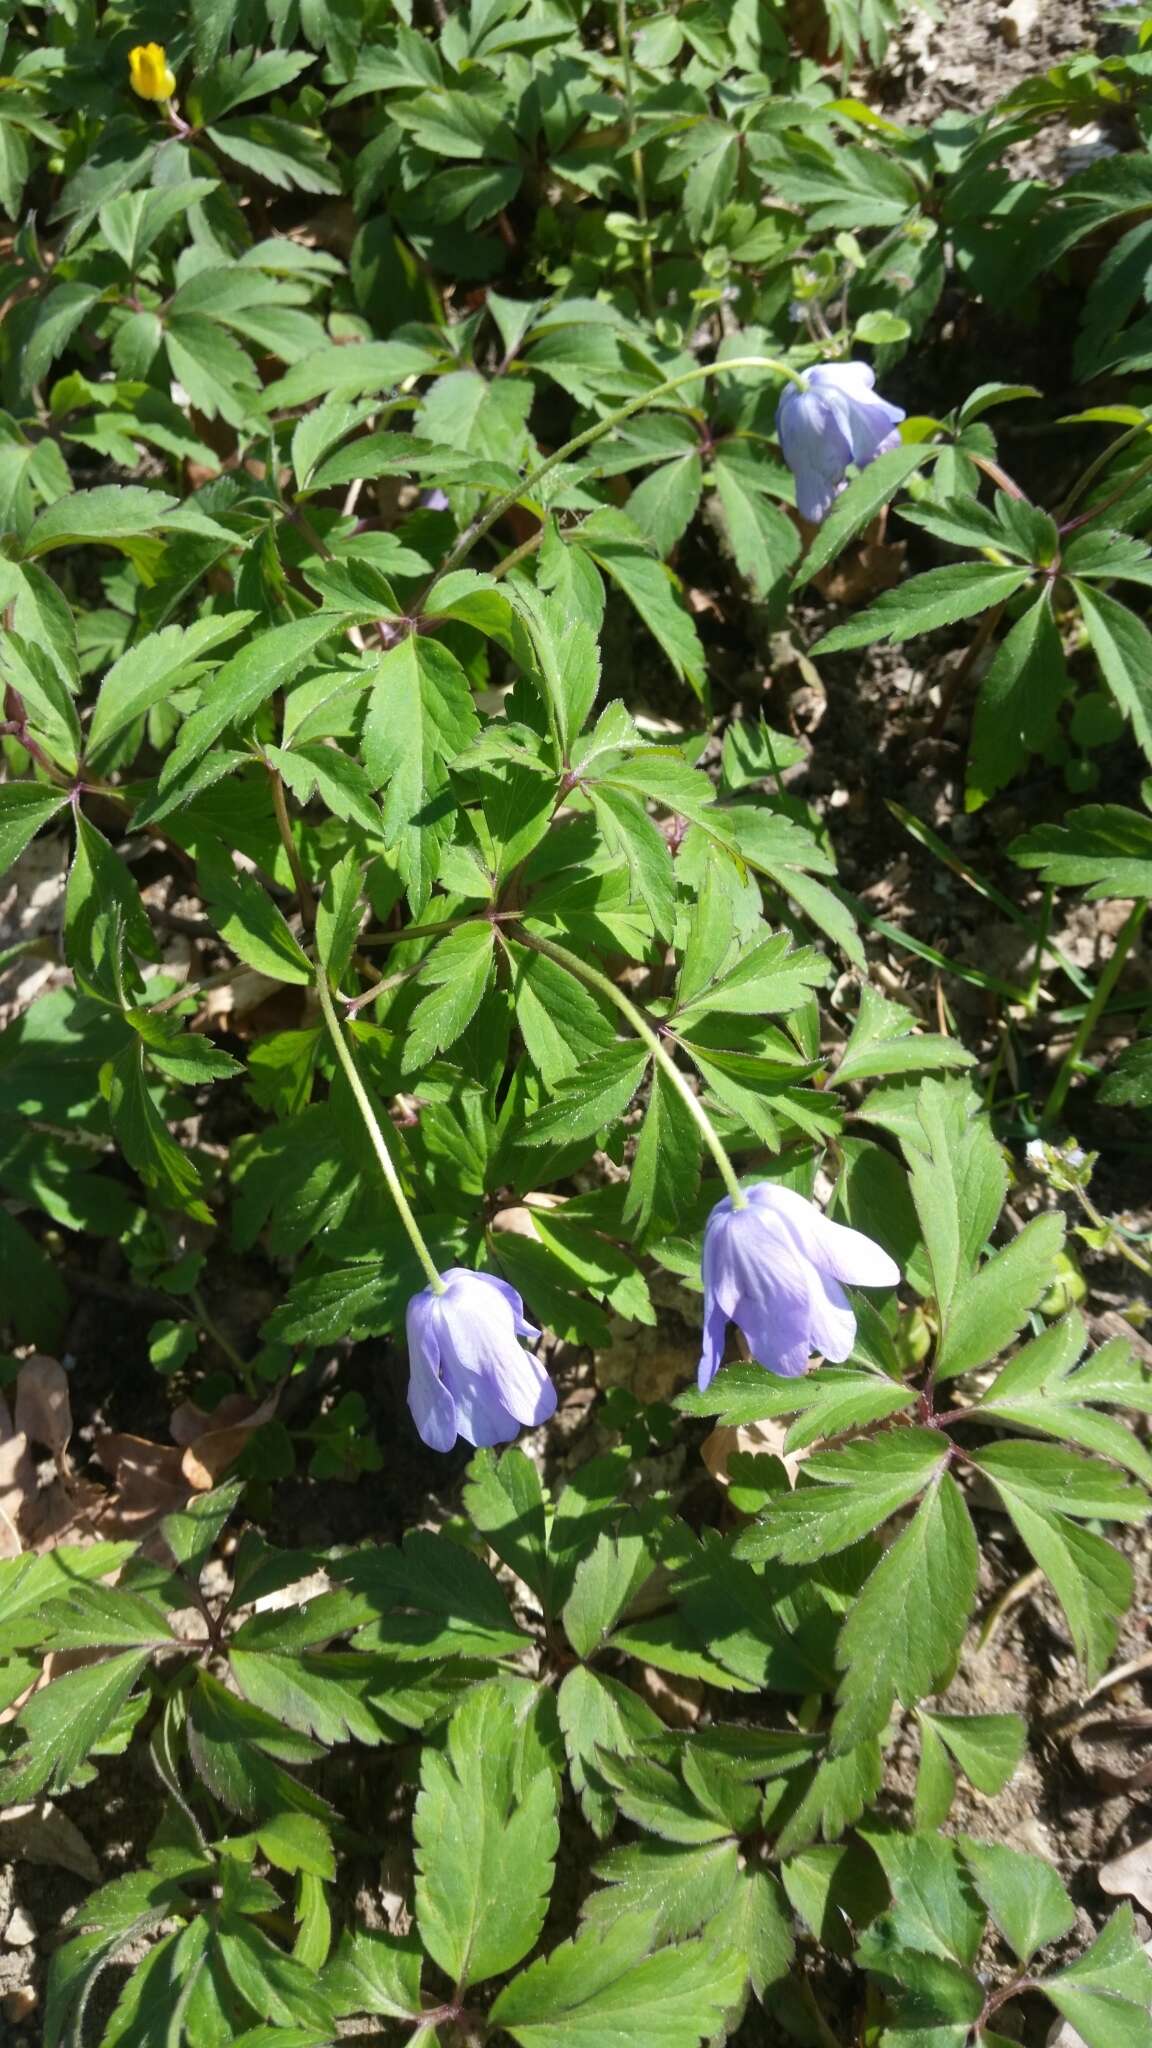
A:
[1072, 1182, 1152, 1282]
[1042, 899, 1147, 1127]
[514, 926, 747, 1208]
[1055, 419, 1148, 524]
[268, 763, 316, 930]
[315, 967, 445, 1294]
[616, 0, 654, 316]
[415, 353, 806, 606]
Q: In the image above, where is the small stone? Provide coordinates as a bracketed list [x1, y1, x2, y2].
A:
[4, 1907, 36, 1948]
[3, 1988, 37, 2023]
[999, 0, 1040, 46]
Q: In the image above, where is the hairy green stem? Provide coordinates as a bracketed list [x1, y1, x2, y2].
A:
[1042, 899, 1146, 1126]
[514, 926, 747, 1207]
[417, 354, 806, 605]
[267, 763, 316, 930]
[315, 967, 445, 1294]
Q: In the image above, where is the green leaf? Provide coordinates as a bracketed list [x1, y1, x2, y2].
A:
[0, 1651, 150, 1800]
[199, 847, 312, 985]
[557, 1665, 664, 1839]
[102, 1043, 211, 1222]
[585, 1839, 742, 1944]
[795, 442, 940, 584]
[859, 1830, 986, 1968]
[464, 1448, 550, 1607]
[837, 987, 975, 1084]
[902, 1080, 1007, 1318]
[159, 615, 346, 792]
[573, 513, 706, 698]
[622, 1064, 702, 1240]
[673, 929, 828, 1024]
[489, 1911, 745, 2047]
[935, 1213, 1064, 1380]
[968, 592, 1066, 808]
[736, 1429, 948, 1566]
[832, 1472, 978, 1750]
[23, 484, 230, 557]
[971, 1439, 1149, 1520]
[812, 565, 1031, 655]
[0, 782, 68, 877]
[1075, 580, 1152, 762]
[315, 848, 365, 986]
[958, 1839, 1074, 1966]
[404, 923, 495, 1068]
[414, 1681, 558, 1990]
[712, 458, 799, 599]
[628, 453, 704, 556]
[0, 1544, 138, 1655]
[917, 1712, 1026, 1799]
[323, 1928, 424, 2019]
[1010, 801, 1152, 900]
[363, 634, 478, 911]
[339, 1529, 529, 1661]
[977, 1314, 1152, 1485]
[1039, 1905, 1152, 2048]
[521, 1042, 650, 1149]
[977, 1483, 1133, 1683]
[509, 943, 617, 1088]
[87, 613, 255, 764]
[562, 1523, 655, 1661]
[267, 740, 385, 837]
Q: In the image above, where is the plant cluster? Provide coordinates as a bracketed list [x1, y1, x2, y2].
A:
[2, 2, 1152, 2045]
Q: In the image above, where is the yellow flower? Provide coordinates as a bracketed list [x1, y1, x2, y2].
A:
[128, 43, 175, 101]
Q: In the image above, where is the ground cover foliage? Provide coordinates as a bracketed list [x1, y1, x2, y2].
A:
[2, 0, 1152, 2042]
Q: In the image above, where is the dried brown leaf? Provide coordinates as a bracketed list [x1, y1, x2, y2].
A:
[0, 1801, 101, 1882]
[14, 1356, 72, 1466]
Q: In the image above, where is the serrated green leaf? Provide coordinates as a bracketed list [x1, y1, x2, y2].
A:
[415, 1681, 558, 1990]
[832, 1472, 977, 1750]
[489, 1910, 745, 2047]
[958, 1839, 1074, 1966]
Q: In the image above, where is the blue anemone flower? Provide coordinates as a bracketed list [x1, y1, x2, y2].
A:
[699, 1182, 899, 1389]
[406, 1268, 556, 1451]
[777, 362, 905, 524]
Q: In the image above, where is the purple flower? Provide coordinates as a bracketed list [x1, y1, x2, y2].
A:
[776, 362, 905, 524]
[698, 1182, 900, 1389]
[406, 1267, 556, 1452]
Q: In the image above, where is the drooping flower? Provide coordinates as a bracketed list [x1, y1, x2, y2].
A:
[129, 43, 176, 101]
[776, 362, 905, 524]
[406, 1267, 556, 1452]
[698, 1181, 899, 1389]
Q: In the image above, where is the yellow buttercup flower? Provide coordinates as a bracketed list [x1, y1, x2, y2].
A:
[128, 42, 176, 101]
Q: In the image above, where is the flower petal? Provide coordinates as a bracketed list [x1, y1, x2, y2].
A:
[776, 385, 853, 524]
[697, 1291, 731, 1390]
[405, 1293, 458, 1452]
[805, 1269, 857, 1363]
[747, 1182, 899, 1288]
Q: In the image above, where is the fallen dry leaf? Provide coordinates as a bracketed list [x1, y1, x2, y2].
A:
[1098, 1838, 1152, 1912]
[14, 1356, 72, 1467]
[702, 1418, 807, 1489]
[0, 1801, 100, 1882]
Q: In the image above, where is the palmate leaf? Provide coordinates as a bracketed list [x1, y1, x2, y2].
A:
[0, 782, 69, 878]
[489, 1910, 746, 2048]
[1010, 800, 1152, 899]
[362, 633, 479, 911]
[414, 1681, 558, 1991]
[976, 1313, 1152, 1484]
[901, 1079, 1007, 1319]
[837, 986, 975, 1085]
[557, 1665, 664, 1839]
[735, 1429, 949, 1567]
[934, 1212, 1065, 1380]
[975, 1479, 1133, 1683]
